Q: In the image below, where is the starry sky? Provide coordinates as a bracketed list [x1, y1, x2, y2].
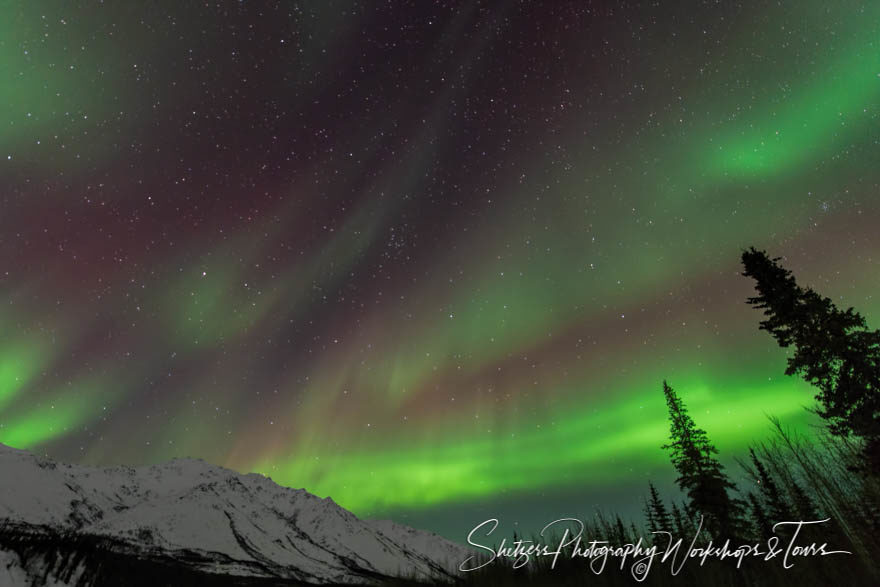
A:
[1, 1, 879, 541]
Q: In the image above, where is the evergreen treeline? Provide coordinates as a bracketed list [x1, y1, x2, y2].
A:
[741, 248, 880, 471]
[391, 250, 880, 586]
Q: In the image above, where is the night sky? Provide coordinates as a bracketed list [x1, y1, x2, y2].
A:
[1, 1, 879, 541]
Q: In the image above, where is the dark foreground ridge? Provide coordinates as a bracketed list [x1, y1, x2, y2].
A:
[1, 523, 319, 586]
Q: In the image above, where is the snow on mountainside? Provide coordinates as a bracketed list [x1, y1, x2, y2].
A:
[0, 443, 473, 586]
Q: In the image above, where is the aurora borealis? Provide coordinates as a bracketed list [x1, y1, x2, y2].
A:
[1, 0, 879, 540]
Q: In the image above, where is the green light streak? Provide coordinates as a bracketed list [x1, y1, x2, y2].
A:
[0, 344, 42, 413]
[252, 371, 813, 514]
[0, 388, 90, 449]
[707, 38, 880, 178]
[0, 371, 119, 450]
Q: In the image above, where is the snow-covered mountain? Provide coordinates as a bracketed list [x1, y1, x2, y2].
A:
[0, 443, 472, 586]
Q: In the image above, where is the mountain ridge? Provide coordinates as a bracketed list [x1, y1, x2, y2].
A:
[0, 443, 471, 586]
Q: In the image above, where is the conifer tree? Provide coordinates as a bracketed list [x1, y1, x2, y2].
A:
[670, 501, 691, 537]
[613, 515, 628, 545]
[747, 492, 773, 541]
[661, 380, 746, 540]
[789, 480, 818, 521]
[742, 248, 880, 470]
[630, 522, 641, 543]
[643, 496, 656, 534]
[749, 448, 792, 523]
[646, 482, 673, 532]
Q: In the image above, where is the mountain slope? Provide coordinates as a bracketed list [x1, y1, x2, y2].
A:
[0, 443, 470, 586]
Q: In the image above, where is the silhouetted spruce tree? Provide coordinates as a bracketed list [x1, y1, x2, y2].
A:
[613, 515, 628, 544]
[646, 482, 673, 533]
[643, 497, 656, 534]
[595, 510, 613, 539]
[661, 380, 746, 540]
[747, 492, 773, 541]
[670, 502, 690, 537]
[742, 248, 880, 471]
[789, 480, 818, 521]
[630, 521, 641, 543]
[749, 448, 792, 523]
